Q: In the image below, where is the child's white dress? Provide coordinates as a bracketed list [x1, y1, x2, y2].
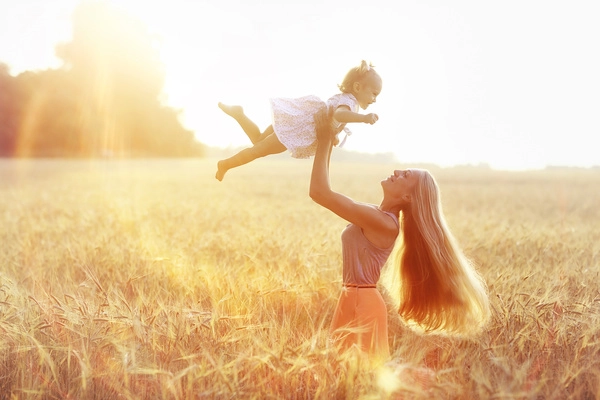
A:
[270, 93, 359, 159]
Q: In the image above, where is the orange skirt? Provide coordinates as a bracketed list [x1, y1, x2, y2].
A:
[329, 285, 389, 359]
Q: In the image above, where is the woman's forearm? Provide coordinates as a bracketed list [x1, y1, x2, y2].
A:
[310, 106, 337, 203]
[309, 137, 333, 203]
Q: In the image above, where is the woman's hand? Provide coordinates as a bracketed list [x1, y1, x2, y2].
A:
[313, 107, 335, 143]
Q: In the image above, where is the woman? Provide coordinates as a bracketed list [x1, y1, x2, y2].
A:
[309, 108, 490, 360]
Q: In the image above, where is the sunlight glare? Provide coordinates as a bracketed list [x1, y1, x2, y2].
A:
[101, 0, 267, 148]
[376, 364, 402, 393]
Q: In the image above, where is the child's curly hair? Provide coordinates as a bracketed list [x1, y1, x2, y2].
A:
[338, 60, 378, 93]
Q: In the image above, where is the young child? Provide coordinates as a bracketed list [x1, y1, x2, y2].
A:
[215, 60, 382, 181]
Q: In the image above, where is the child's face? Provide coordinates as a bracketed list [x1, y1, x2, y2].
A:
[353, 73, 382, 110]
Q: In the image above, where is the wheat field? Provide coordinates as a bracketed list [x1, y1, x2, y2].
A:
[0, 158, 599, 399]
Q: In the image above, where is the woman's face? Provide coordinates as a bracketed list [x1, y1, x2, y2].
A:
[381, 169, 421, 202]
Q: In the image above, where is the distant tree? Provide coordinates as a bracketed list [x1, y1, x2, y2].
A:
[1, 2, 203, 158]
[54, 0, 203, 157]
[0, 63, 18, 156]
[1, 0, 200, 158]
[11, 68, 85, 156]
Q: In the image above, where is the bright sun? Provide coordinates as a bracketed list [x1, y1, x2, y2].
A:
[105, 0, 265, 142]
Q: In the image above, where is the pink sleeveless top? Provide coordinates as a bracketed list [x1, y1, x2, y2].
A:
[341, 210, 399, 286]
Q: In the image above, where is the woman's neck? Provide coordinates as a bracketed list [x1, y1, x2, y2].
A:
[378, 201, 400, 216]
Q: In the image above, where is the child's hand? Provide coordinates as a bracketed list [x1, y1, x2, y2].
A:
[363, 113, 379, 125]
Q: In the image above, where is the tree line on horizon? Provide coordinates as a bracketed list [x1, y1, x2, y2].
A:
[0, 1, 205, 158]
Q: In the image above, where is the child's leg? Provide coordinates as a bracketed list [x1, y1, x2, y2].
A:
[218, 102, 269, 144]
[216, 133, 286, 181]
[256, 125, 274, 143]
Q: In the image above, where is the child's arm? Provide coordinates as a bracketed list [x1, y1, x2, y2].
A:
[333, 106, 379, 125]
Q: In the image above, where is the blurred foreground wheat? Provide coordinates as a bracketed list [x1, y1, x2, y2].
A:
[0, 158, 599, 399]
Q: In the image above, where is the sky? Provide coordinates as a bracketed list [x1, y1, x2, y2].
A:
[1, 0, 599, 170]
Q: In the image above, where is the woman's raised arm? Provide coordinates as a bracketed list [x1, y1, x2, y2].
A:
[309, 108, 397, 248]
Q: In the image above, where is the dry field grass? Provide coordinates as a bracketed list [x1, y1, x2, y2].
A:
[0, 158, 599, 399]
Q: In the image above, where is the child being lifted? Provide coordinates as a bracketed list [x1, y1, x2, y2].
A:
[216, 60, 382, 181]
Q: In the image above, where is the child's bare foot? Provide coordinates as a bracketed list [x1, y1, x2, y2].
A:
[218, 102, 244, 119]
[215, 160, 227, 181]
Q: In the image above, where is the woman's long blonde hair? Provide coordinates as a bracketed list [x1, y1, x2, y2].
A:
[383, 170, 491, 336]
